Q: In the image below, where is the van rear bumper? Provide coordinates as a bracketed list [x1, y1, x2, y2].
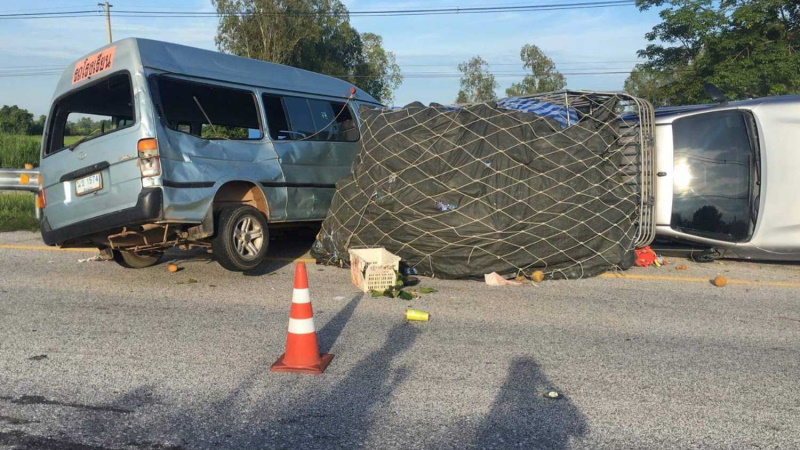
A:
[41, 188, 163, 246]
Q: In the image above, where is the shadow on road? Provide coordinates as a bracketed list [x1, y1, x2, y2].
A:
[317, 293, 362, 354]
[472, 357, 588, 449]
[243, 226, 318, 276]
[269, 322, 420, 448]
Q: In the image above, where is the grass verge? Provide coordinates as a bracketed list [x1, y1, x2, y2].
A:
[0, 193, 39, 232]
[0, 134, 40, 168]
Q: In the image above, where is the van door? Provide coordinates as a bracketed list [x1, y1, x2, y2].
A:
[39, 72, 144, 236]
[262, 94, 360, 221]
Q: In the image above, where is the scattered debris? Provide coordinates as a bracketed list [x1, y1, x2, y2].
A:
[28, 355, 47, 361]
[187, 278, 199, 284]
[77, 255, 104, 263]
[531, 270, 545, 283]
[406, 309, 430, 322]
[349, 248, 402, 293]
[543, 391, 564, 400]
[484, 272, 523, 286]
[333, 296, 346, 301]
[713, 276, 727, 287]
[634, 246, 657, 267]
[676, 265, 688, 270]
[168, 264, 179, 273]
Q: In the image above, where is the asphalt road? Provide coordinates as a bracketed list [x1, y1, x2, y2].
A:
[0, 230, 799, 449]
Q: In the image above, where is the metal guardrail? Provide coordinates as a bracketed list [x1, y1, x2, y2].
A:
[0, 168, 41, 193]
[0, 168, 42, 219]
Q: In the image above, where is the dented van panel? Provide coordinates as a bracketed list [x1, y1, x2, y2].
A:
[39, 37, 380, 263]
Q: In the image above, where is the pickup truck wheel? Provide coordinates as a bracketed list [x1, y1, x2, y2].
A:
[113, 250, 163, 269]
[212, 204, 269, 271]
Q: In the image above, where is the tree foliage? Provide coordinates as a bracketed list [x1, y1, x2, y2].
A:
[505, 44, 566, 97]
[455, 56, 498, 103]
[623, 65, 671, 106]
[212, 0, 402, 103]
[0, 105, 34, 135]
[631, 0, 800, 105]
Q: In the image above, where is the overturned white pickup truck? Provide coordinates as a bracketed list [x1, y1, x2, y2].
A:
[652, 95, 800, 261]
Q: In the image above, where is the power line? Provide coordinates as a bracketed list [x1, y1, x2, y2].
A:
[0, 69, 640, 79]
[0, 1, 636, 19]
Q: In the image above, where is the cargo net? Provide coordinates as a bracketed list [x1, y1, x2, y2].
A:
[312, 91, 654, 280]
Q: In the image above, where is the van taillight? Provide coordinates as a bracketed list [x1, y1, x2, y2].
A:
[137, 138, 161, 177]
[36, 187, 46, 209]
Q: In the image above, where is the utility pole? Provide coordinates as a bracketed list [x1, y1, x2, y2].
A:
[98, 2, 113, 44]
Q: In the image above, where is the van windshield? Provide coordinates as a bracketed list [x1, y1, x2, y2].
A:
[670, 110, 758, 242]
[46, 72, 135, 155]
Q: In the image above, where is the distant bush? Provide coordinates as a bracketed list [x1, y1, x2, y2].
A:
[0, 134, 40, 168]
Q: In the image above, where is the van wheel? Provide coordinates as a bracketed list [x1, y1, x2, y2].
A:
[212, 204, 269, 271]
[113, 250, 163, 269]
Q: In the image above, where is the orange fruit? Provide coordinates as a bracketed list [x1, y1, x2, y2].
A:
[168, 264, 179, 273]
[531, 271, 545, 283]
[713, 276, 727, 287]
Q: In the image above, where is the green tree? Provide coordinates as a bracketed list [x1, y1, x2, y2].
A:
[635, 0, 800, 105]
[0, 105, 34, 135]
[31, 115, 47, 135]
[624, 65, 671, 106]
[455, 56, 498, 103]
[212, 0, 402, 103]
[505, 44, 566, 97]
[352, 33, 403, 105]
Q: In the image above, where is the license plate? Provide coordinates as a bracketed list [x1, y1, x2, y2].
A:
[75, 173, 102, 196]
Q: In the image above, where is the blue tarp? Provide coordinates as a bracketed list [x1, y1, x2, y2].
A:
[496, 97, 580, 128]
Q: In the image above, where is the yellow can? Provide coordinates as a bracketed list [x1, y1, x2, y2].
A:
[406, 309, 430, 321]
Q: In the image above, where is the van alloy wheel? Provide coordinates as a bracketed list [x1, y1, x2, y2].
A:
[212, 204, 270, 271]
[233, 216, 264, 261]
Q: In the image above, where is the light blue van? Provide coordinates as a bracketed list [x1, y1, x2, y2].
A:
[39, 38, 381, 270]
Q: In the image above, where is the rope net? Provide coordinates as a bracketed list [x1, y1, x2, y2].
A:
[312, 91, 654, 279]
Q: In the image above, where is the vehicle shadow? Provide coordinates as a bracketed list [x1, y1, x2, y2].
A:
[243, 225, 319, 276]
[159, 224, 319, 276]
[470, 357, 589, 449]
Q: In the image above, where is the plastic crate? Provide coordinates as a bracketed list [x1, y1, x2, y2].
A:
[349, 248, 401, 293]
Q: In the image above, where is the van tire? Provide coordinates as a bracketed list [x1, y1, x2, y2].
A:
[113, 250, 163, 269]
[212, 204, 269, 271]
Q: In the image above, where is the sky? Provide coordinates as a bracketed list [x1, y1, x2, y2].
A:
[0, 0, 664, 115]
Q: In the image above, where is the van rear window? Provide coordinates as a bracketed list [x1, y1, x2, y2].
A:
[155, 77, 262, 140]
[45, 72, 134, 155]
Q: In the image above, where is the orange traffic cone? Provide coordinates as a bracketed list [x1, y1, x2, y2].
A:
[270, 262, 333, 374]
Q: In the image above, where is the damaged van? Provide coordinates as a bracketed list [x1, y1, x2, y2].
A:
[38, 38, 380, 270]
[653, 95, 800, 261]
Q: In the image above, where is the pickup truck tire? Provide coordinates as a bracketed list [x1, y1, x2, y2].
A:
[212, 204, 269, 271]
[113, 250, 163, 269]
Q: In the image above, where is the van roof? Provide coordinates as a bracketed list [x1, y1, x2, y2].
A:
[56, 37, 382, 105]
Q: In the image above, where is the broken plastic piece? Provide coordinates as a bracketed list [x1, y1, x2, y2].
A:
[484, 272, 523, 286]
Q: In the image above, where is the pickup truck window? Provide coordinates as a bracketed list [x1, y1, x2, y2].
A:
[670, 110, 756, 242]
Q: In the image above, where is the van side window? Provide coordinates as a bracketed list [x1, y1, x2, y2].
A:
[45, 72, 135, 156]
[261, 93, 359, 142]
[283, 97, 317, 139]
[262, 94, 291, 140]
[156, 77, 262, 140]
[328, 101, 359, 142]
